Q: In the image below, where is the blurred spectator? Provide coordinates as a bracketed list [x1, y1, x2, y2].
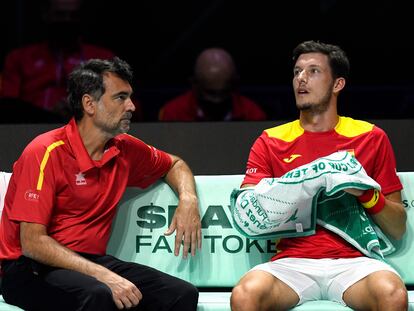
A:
[158, 48, 267, 121]
[0, 0, 116, 122]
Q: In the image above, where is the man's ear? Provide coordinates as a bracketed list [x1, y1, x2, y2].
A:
[82, 94, 96, 116]
[333, 77, 346, 93]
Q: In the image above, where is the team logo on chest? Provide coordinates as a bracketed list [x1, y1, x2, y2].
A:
[75, 172, 87, 185]
[283, 154, 302, 163]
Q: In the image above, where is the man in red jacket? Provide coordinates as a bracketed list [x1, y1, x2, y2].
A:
[159, 48, 267, 121]
[0, 0, 116, 121]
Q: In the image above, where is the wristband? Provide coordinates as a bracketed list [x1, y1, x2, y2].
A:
[358, 189, 385, 214]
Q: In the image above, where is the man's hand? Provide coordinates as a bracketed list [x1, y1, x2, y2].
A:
[163, 154, 202, 258]
[96, 269, 142, 309]
[164, 192, 201, 258]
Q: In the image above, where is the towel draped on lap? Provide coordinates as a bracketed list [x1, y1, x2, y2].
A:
[230, 151, 394, 260]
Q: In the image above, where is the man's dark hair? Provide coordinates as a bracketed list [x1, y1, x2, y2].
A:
[292, 40, 350, 81]
[67, 57, 133, 120]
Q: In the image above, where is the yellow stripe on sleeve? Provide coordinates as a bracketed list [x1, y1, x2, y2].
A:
[36, 140, 65, 191]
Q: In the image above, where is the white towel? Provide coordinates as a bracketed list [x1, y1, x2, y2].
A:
[230, 151, 394, 260]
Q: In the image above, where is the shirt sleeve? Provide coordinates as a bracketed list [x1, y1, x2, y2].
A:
[370, 127, 402, 195]
[123, 135, 172, 189]
[242, 134, 273, 186]
[8, 141, 57, 225]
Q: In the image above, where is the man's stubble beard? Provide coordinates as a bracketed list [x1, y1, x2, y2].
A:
[296, 88, 333, 114]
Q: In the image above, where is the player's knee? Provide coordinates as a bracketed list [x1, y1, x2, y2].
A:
[375, 280, 408, 310]
[384, 286, 407, 310]
[231, 282, 260, 311]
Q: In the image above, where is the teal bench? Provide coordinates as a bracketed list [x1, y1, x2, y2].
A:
[1, 173, 414, 310]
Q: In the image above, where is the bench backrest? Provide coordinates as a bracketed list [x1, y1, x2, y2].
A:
[386, 172, 414, 284]
[107, 173, 414, 287]
[107, 175, 273, 287]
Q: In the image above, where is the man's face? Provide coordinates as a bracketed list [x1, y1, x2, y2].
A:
[93, 73, 135, 137]
[292, 52, 335, 113]
[194, 74, 233, 120]
[195, 75, 232, 105]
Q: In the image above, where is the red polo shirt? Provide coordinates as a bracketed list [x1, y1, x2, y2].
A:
[243, 117, 402, 260]
[0, 119, 172, 260]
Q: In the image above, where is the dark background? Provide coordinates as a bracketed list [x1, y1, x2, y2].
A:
[1, 0, 413, 121]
